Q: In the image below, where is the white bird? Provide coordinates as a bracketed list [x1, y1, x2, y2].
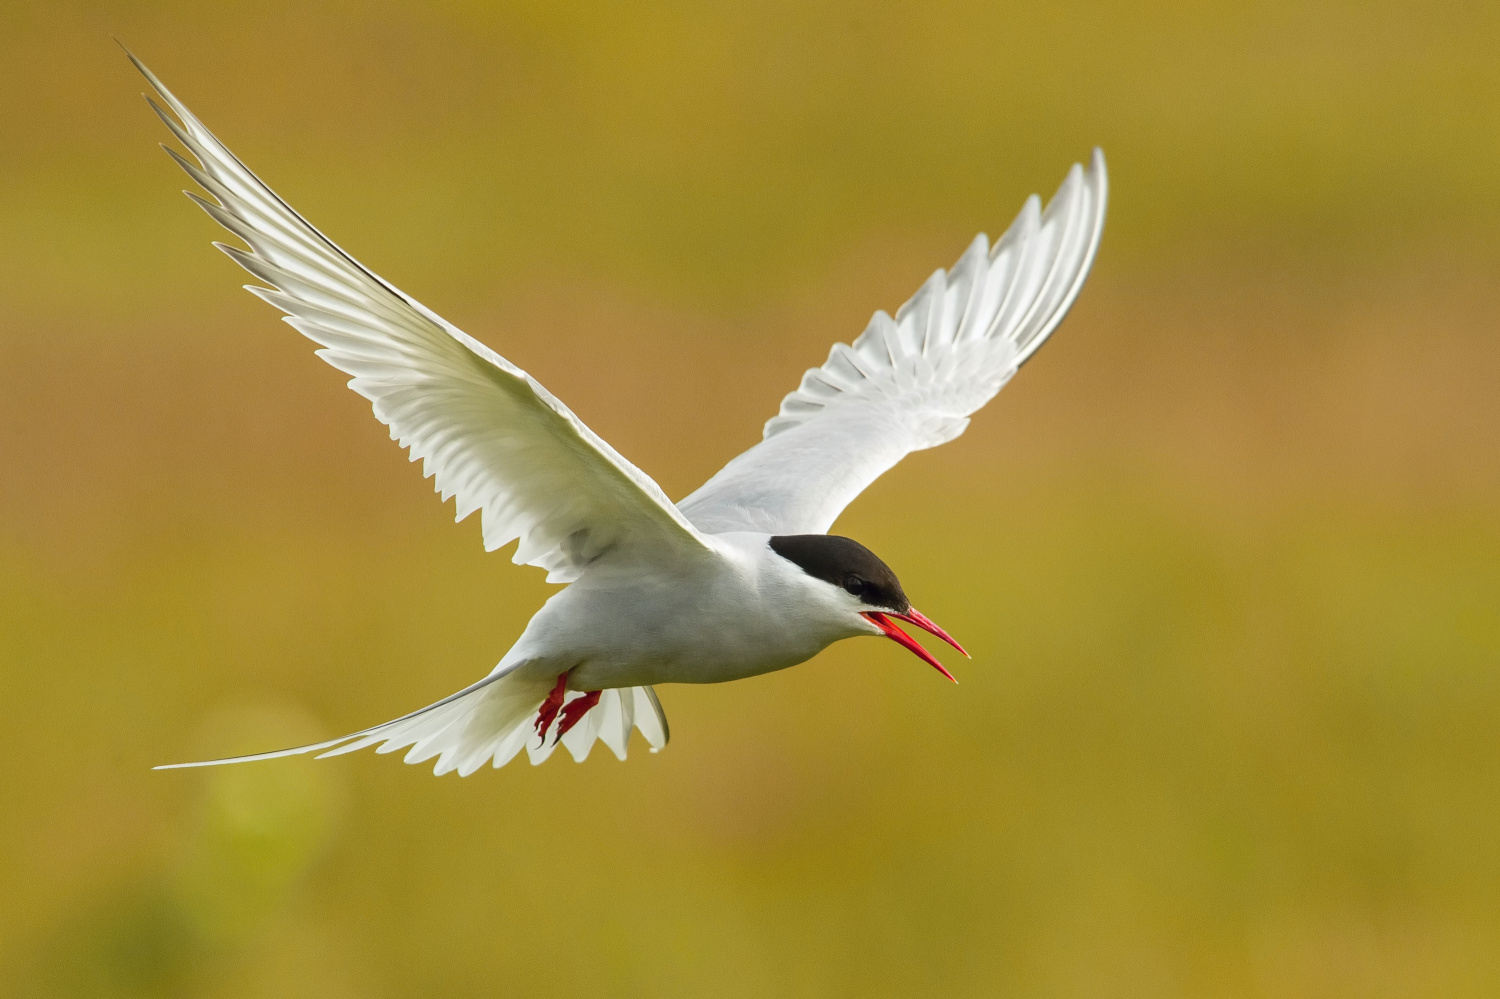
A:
[131, 51, 1107, 776]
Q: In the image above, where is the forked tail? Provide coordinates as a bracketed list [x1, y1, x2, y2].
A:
[155, 666, 669, 777]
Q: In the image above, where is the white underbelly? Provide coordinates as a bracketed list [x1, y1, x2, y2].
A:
[570, 642, 815, 689]
[517, 566, 854, 690]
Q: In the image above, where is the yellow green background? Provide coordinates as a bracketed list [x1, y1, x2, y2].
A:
[2, 2, 1498, 996]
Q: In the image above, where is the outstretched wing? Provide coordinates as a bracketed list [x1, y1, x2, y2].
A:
[130, 52, 712, 582]
[677, 151, 1107, 536]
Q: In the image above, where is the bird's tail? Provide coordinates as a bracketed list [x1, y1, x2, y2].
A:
[155, 667, 670, 777]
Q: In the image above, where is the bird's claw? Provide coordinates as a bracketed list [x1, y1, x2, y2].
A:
[552, 690, 602, 745]
[534, 673, 569, 745]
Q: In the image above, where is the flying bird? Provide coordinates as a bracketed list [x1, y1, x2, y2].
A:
[131, 51, 1107, 776]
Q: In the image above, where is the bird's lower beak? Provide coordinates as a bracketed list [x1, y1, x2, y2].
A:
[861, 609, 969, 683]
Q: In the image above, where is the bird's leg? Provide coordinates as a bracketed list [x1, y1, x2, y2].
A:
[553, 690, 602, 744]
[534, 672, 570, 745]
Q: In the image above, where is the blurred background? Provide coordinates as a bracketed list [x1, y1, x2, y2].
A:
[2, 1, 1498, 996]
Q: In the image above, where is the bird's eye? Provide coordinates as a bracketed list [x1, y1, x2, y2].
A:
[843, 575, 865, 596]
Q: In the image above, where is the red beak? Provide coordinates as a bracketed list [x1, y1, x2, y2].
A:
[861, 608, 968, 683]
[891, 608, 969, 658]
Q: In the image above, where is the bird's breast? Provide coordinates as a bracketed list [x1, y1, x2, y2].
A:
[521, 562, 850, 689]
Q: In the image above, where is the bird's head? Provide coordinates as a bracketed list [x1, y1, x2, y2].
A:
[767, 534, 968, 682]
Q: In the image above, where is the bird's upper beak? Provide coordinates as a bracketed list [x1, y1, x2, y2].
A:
[861, 608, 969, 682]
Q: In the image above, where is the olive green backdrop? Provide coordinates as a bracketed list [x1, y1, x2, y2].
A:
[2, 2, 1498, 996]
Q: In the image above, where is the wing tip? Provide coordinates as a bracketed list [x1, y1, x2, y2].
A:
[114, 36, 143, 73]
[119, 41, 171, 107]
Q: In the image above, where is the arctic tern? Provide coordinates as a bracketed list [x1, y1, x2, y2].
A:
[129, 52, 1108, 776]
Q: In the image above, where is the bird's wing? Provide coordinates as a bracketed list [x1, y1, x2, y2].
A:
[677, 151, 1107, 536]
[130, 53, 711, 582]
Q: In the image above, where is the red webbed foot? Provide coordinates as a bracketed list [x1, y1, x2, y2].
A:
[553, 690, 602, 745]
[534, 673, 569, 745]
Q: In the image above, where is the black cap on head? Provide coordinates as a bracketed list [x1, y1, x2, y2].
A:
[768, 534, 910, 611]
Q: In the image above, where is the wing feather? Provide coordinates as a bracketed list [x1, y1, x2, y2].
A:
[678, 152, 1107, 536]
[129, 51, 711, 580]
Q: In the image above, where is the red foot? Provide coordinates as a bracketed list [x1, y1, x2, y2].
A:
[534, 673, 569, 744]
[553, 690, 602, 745]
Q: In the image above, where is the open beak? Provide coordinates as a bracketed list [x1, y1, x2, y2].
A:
[861, 608, 969, 683]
